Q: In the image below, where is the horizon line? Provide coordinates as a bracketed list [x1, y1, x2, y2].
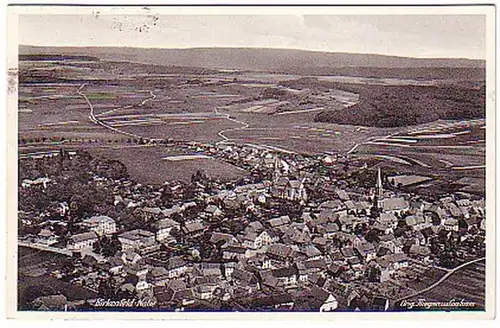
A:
[18, 44, 485, 61]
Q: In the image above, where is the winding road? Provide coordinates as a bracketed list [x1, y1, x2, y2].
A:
[214, 107, 297, 154]
[78, 83, 293, 152]
[213, 106, 250, 145]
[77, 83, 154, 141]
[95, 89, 157, 117]
[348, 129, 404, 155]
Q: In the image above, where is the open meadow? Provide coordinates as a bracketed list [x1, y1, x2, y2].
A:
[89, 145, 247, 184]
[18, 54, 485, 193]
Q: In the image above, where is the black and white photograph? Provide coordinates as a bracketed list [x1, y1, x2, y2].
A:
[5, 4, 496, 319]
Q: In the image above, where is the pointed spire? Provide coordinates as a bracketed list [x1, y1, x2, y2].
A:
[273, 155, 281, 181]
[376, 167, 383, 199]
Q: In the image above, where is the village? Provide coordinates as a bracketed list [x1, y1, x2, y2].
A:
[17, 142, 486, 312]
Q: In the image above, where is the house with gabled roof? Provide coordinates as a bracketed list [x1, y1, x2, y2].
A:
[37, 229, 58, 246]
[405, 214, 431, 231]
[82, 215, 116, 236]
[259, 270, 280, 289]
[198, 262, 223, 277]
[246, 221, 265, 234]
[205, 204, 223, 218]
[181, 220, 205, 237]
[355, 242, 377, 262]
[317, 222, 340, 239]
[267, 215, 291, 229]
[68, 231, 98, 251]
[337, 214, 356, 232]
[141, 207, 162, 221]
[319, 200, 344, 212]
[231, 268, 259, 292]
[294, 286, 338, 312]
[379, 237, 404, 255]
[147, 266, 170, 286]
[373, 253, 409, 282]
[272, 266, 298, 287]
[335, 189, 350, 201]
[297, 258, 328, 281]
[378, 213, 398, 229]
[155, 218, 180, 242]
[272, 178, 308, 203]
[409, 245, 432, 261]
[165, 256, 188, 278]
[281, 226, 311, 246]
[301, 245, 323, 261]
[312, 236, 328, 250]
[380, 197, 409, 215]
[193, 284, 218, 301]
[154, 280, 195, 309]
[239, 231, 263, 250]
[222, 246, 248, 261]
[443, 202, 462, 218]
[161, 205, 182, 218]
[341, 246, 357, 259]
[267, 243, 294, 262]
[317, 209, 337, 223]
[120, 250, 142, 265]
[118, 229, 157, 252]
[444, 218, 459, 231]
[209, 232, 238, 247]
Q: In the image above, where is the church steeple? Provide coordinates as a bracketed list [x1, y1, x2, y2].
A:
[273, 155, 281, 181]
[375, 167, 384, 209]
[376, 167, 383, 199]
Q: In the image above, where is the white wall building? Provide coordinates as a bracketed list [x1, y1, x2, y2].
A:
[82, 215, 117, 236]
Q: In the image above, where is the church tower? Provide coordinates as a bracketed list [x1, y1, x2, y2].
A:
[376, 167, 384, 208]
[273, 155, 281, 182]
[376, 167, 383, 198]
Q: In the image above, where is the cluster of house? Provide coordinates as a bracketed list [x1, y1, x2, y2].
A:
[67, 216, 118, 250]
[19, 146, 486, 312]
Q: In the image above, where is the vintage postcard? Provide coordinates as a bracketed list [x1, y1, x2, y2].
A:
[5, 4, 496, 320]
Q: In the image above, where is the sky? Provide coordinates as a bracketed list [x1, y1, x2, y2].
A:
[19, 14, 486, 59]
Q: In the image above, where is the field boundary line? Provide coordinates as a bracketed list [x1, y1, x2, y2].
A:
[394, 257, 486, 305]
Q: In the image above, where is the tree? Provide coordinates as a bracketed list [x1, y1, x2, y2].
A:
[191, 170, 207, 184]
[439, 250, 459, 269]
[93, 238, 102, 254]
[98, 277, 119, 299]
[354, 223, 368, 236]
[184, 183, 197, 200]
[199, 242, 214, 260]
[72, 251, 82, 261]
[370, 204, 380, 219]
[99, 234, 122, 257]
[366, 266, 381, 282]
[161, 187, 174, 206]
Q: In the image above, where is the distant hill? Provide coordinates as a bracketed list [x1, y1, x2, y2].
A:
[19, 45, 485, 73]
[314, 83, 485, 128]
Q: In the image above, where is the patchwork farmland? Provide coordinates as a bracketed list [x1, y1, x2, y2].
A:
[17, 52, 485, 192]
